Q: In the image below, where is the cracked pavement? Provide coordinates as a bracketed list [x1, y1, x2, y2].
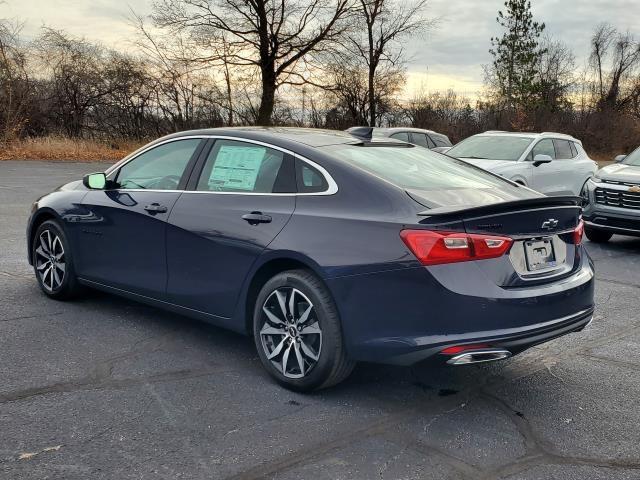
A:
[1, 160, 640, 479]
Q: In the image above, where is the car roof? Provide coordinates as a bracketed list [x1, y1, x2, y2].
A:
[162, 126, 405, 148]
[475, 131, 581, 143]
[375, 127, 438, 135]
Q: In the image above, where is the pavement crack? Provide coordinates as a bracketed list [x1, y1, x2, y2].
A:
[478, 391, 640, 478]
[0, 312, 63, 322]
[597, 276, 640, 290]
[0, 367, 229, 404]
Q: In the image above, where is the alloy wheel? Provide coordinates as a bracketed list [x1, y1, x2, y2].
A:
[259, 287, 322, 379]
[35, 229, 66, 292]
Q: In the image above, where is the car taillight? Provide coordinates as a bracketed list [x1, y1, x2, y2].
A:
[573, 219, 584, 245]
[400, 230, 513, 266]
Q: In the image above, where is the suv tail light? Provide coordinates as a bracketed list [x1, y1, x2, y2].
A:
[400, 230, 513, 266]
[573, 219, 584, 245]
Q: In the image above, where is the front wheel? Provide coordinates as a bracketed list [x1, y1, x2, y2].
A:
[584, 226, 613, 243]
[253, 269, 355, 391]
[32, 219, 83, 299]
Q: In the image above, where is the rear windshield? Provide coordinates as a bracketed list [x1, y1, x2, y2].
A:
[324, 144, 514, 191]
[447, 135, 533, 161]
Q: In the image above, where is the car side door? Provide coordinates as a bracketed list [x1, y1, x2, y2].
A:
[551, 139, 583, 194]
[76, 138, 204, 299]
[165, 138, 298, 320]
[530, 138, 559, 194]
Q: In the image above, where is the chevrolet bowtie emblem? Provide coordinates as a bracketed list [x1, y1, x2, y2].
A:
[541, 219, 559, 230]
[629, 185, 640, 193]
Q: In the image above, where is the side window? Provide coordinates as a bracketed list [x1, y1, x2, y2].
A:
[116, 139, 201, 190]
[409, 133, 430, 148]
[531, 139, 556, 160]
[390, 132, 409, 142]
[569, 142, 578, 157]
[196, 140, 294, 193]
[296, 160, 328, 193]
[432, 135, 452, 147]
[553, 139, 573, 159]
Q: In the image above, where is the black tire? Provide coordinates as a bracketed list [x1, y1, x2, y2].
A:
[253, 269, 355, 392]
[584, 226, 613, 243]
[32, 219, 83, 300]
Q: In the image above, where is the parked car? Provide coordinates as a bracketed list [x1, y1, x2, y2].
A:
[27, 128, 594, 391]
[582, 146, 640, 242]
[346, 126, 452, 150]
[443, 131, 598, 196]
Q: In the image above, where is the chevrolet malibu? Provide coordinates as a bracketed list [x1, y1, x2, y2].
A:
[27, 128, 595, 391]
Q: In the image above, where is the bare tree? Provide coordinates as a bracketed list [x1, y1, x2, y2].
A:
[149, 0, 353, 125]
[0, 18, 32, 144]
[589, 23, 640, 111]
[345, 0, 430, 126]
[534, 37, 575, 110]
[34, 29, 114, 137]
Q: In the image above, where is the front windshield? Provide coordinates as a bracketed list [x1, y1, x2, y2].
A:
[447, 136, 533, 161]
[623, 147, 640, 166]
[324, 144, 513, 191]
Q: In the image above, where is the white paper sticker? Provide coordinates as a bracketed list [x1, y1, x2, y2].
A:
[208, 145, 266, 191]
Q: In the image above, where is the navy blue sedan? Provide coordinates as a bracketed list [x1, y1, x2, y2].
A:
[27, 128, 595, 391]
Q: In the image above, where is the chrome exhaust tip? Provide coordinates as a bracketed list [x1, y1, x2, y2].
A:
[446, 349, 512, 366]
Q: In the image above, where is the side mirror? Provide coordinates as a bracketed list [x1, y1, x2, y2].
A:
[83, 172, 107, 190]
[614, 154, 626, 163]
[533, 154, 553, 166]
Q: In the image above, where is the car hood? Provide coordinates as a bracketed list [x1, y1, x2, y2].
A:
[54, 179, 85, 192]
[598, 163, 640, 183]
[455, 158, 517, 172]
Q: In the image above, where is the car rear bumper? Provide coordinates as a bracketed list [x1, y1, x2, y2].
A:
[394, 306, 593, 366]
[327, 252, 595, 366]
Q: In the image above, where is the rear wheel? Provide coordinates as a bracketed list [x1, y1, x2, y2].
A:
[584, 226, 613, 243]
[253, 269, 355, 391]
[32, 219, 82, 299]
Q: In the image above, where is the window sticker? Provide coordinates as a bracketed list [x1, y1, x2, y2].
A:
[209, 145, 266, 191]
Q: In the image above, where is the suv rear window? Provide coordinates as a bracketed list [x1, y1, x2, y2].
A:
[324, 144, 513, 191]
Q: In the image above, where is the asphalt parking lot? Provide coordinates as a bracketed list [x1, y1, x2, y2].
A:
[1, 160, 640, 480]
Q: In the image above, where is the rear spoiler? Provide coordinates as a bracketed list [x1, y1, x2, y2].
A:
[417, 196, 582, 218]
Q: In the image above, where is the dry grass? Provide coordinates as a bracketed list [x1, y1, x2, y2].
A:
[0, 136, 146, 161]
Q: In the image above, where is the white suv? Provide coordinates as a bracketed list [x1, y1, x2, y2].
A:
[443, 131, 598, 196]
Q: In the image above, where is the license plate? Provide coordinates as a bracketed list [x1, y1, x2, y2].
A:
[524, 238, 556, 271]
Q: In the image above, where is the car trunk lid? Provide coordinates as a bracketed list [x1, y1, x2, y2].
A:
[408, 192, 583, 287]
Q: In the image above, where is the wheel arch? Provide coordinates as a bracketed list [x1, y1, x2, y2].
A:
[236, 252, 328, 335]
[27, 208, 61, 265]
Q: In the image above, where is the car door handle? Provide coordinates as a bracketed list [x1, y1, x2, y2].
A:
[242, 212, 272, 225]
[144, 203, 168, 214]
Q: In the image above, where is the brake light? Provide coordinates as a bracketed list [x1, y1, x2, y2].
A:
[573, 219, 584, 245]
[400, 230, 513, 266]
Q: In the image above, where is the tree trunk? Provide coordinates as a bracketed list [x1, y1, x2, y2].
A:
[368, 65, 376, 127]
[257, 66, 276, 126]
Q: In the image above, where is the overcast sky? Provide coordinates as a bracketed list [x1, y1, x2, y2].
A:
[5, 0, 640, 98]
